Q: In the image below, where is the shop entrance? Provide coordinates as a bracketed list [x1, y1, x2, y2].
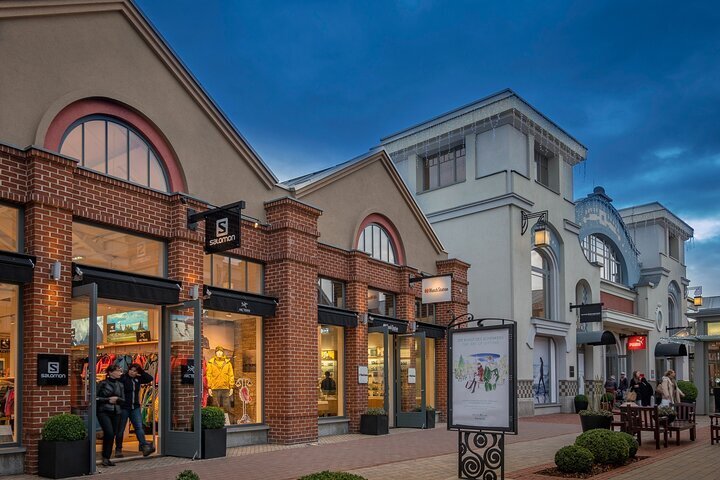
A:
[367, 327, 427, 428]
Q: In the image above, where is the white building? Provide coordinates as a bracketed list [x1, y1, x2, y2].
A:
[378, 89, 694, 416]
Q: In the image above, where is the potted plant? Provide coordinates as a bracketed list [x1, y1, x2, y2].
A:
[658, 404, 676, 424]
[38, 413, 90, 479]
[578, 408, 613, 431]
[359, 408, 388, 435]
[574, 394, 589, 413]
[600, 392, 615, 410]
[201, 406, 226, 459]
[177, 471, 200, 480]
[413, 405, 436, 428]
[677, 380, 698, 403]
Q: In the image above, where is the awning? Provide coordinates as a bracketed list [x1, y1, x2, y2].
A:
[416, 321, 446, 339]
[577, 330, 616, 346]
[0, 252, 36, 284]
[368, 314, 407, 334]
[655, 343, 688, 357]
[73, 263, 181, 305]
[318, 305, 358, 327]
[203, 285, 278, 317]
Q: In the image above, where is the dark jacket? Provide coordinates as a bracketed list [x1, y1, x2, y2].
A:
[638, 378, 653, 405]
[120, 371, 153, 410]
[97, 378, 125, 414]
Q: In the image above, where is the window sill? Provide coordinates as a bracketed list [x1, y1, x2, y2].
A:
[318, 416, 349, 424]
[226, 423, 268, 433]
[417, 179, 467, 195]
[534, 180, 560, 195]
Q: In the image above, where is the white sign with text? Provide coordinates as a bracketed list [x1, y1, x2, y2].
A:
[421, 276, 452, 304]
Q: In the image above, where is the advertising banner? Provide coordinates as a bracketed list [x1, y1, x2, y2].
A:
[421, 275, 452, 304]
[449, 323, 516, 433]
[627, 335, 647, 350]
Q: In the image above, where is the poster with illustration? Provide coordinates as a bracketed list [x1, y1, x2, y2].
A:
[71, 316, 104, 346]
[450, 325, 515, 431]
[172, 314, 194, 341]
[532, 337, 552, 404]
[107, 310, 150, 343]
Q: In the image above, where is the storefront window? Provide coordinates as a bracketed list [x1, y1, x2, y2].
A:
[203, 311, 263, 424]
[415, 300, 436, 324]
[318, 325, 344, 417]
[531, 250, 551, 319]
[318, 278, 345, 308]
[367, 289, 395, 317]
[367, 332, 386, 410]
[204, 254, 264, 294]
[0, 284, 18, 444]
[533, 337, 555, 404]
[425, 338, 436, 408]
[0, 205, 19, 252]
[73, 223, 165, 277]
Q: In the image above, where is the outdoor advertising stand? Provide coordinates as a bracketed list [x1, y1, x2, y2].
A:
[447, 315, 517, 480]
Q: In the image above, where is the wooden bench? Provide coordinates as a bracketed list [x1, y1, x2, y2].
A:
[635, 405, 667, 449]
[666, 402, 696, 445]
[710, 414, 720, 445]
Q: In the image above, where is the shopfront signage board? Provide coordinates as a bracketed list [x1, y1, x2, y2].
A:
[408, 368, 416, 384]
[136, 331, 151, 342]
[578, 303, 603, 323]
[205, 208, 241, 254]
[421, 275, 452, 304]
[181, 359, 195, 385]
[627, 335, 647, 350]
[358, 366, 368, 384]
[37, 354, 69, 386]
[448, 323, 517, 433]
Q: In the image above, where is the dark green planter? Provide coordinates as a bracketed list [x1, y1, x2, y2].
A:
[201, 427, 227, 459]
[579, 414, 612, 432]
[425, 410, 436, 429]
[38, 439, 90, 479]
[360, 414, 388, 435]
[574, 399, 589, 413]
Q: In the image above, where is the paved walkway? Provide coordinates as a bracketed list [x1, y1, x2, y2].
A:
[6, 414, 719, 479]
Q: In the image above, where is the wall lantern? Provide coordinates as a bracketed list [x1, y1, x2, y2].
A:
[521, 210, 550, 248]
[689, 286, 702, 307]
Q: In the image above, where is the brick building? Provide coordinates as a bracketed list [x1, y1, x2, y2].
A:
[0, 1, 468, 475]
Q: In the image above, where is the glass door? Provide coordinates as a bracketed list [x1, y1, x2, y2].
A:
[71, 283, 98, 474]
[395, 331, 426, 428]
[161, 300, 201, 458]
[368, 326, 390, 416]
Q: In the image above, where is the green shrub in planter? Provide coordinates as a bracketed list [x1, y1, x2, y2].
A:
[575, 429, 629, 465]
[554, 445, 594, 473]
[677, 380, 698, 403]
[201, 406, 225, 429]
[298, 472, 367, 480]
[365, 408, 386, 415]
[616, 431, 639, 458]
[177, 470, 200, 480]
[41, 413, 87, 441]
[601, 393, 615, 404]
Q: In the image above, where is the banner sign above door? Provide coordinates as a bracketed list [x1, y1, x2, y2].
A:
[417, 275, 452, 304]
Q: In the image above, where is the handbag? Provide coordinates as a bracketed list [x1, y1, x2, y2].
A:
[626, 391, 637, 402]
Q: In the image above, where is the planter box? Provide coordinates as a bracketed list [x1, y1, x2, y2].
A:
[360, 414, 388, 435]
[579, 414, 612, 432]
[574, 399, 589, 413]
[202, 427, 227, 459]
[38, 439, 90, 479]
[425, 410, 435, 429]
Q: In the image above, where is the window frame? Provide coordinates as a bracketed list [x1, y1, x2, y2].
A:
[204, 253, 265, 294]
[415, 299, 436, 324]
[535, 149, 550, 187]
[367, 289, 396, 318]
[0, 282, 22, 448]
[59, 115, 170, 193]
[531, 250, 552, 320]
[0, 203, 22, 253]
[581, 234, 623, 284]
[418, 143, 466, 192]
[317, 277, 345, 309]
[357, 224, 398, 265]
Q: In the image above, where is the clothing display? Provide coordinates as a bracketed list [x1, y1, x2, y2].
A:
[207, 350, 235, 390]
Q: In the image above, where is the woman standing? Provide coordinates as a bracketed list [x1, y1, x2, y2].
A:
[637, 372, 654, 406]
[628, 371, 641, 404]
[659, 369, 685, 406]
[97, 364, 125, 467]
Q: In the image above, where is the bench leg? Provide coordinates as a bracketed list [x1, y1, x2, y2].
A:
[676, 431, 680, 446]
[691, 427, 696, 442]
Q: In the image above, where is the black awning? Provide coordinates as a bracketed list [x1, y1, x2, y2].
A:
[0, 251, 36, 284]
[577, 330, 616, 346]
[203, 285, 278, 317]
[368, 314, 407, 334]
[73, 263, 181, 305]
[416, 321, 446, 339]
[655, 343, 688, 357]
[318, 305, 358, 327]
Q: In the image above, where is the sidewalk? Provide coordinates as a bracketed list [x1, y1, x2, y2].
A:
[5, 414, 718, 480]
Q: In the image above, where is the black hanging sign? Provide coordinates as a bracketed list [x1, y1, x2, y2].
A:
[578, 303, 603, 323]
[37, 354, 69, 386]
[181, 359, 195, 385]
[205, 208, 241, 254]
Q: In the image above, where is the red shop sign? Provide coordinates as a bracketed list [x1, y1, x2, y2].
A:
[627, 335, 647, 350]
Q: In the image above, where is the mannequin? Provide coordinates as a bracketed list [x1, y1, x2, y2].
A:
[206, 346, 235, 421]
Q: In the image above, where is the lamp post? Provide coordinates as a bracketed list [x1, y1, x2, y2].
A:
[521, 210, 550, 248]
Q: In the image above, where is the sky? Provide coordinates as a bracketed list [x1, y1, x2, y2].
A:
[135, 0, 720, 296]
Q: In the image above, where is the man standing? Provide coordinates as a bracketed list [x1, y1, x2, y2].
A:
[116, 363, 155, 457]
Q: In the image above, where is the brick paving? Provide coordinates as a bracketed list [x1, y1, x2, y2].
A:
[5, 414, 719, 480]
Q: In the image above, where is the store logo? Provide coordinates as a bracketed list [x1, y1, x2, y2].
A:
[48, 362, 59, 374]
[238, 301, 251, 314]
[216, 218, 228, 237]
[209, 217, 236, 247]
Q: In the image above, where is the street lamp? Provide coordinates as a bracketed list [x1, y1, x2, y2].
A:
[688, 286, 703, 307]
[521, 210, 550, 248]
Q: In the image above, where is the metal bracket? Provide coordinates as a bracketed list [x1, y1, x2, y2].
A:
[520, 210, 547, 235]
[186, 200, 246, 230]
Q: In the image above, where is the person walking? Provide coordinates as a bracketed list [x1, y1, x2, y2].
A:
[628, 371, 641, 404]
[604, 375, 618, 394]
[637, 373, 654, 406]
[115, 363, 155, 458]
[618, 372, 629, 396]
[658, 369, 684, 406]
[97, 364, 125, 467]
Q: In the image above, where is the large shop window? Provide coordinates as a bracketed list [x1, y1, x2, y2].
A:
[0, 284, 18, 444]
[318, 325, 344, 417]
[533, 337, 555, 405]
[204, 254, 264, 294]
[60, 117, 170, 192]
[581, 234, 623, 284]
[318, 278, 345, 308]
[420, 143, 466, 192]
[203, 311, 263, 424]
[367, 289, 396, 318]
[0, 205, 19, 252]
[531, 250, 551, 319]
[415, 300, 436, 324]
[73, 223, 165, 277]
[357, 224, 397, 264]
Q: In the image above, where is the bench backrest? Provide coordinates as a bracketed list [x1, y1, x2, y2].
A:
[634, 405, 662, 432]
[675, 402, 696, 422]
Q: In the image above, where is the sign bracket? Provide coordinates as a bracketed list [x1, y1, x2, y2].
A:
[187, 200, 246, 231]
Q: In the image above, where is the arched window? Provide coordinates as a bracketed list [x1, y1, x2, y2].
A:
[60, 116, 170, 192]
[531, 250, 552, 319]
[581, 234, 623, 284]
[357, 223, 397, 264]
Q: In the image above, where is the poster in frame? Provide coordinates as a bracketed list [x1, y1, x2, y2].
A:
[448, 322, 517, 433]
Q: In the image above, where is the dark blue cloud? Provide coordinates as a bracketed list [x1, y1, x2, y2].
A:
[137, 0, 720, 293]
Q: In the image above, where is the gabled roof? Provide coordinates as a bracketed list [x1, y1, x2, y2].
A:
[0, 0, 278, 187]
[280, 149, 446, 254]
[379, 88, 587, 162]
